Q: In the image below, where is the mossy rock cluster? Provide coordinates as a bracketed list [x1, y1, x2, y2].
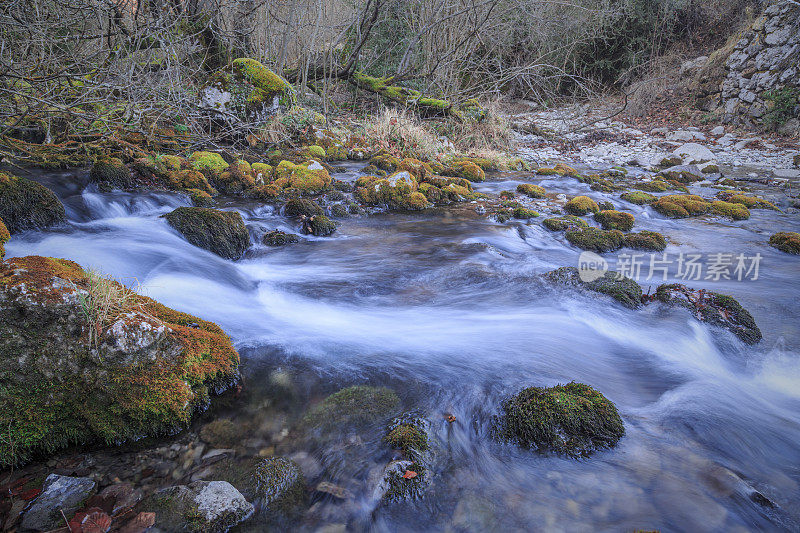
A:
[564, 195, 599, 215]
[284, 198, 323, 218]
[769, 231, 800, 254]
[651, 194, 710, 218]
[710, 200, 750, 220]
[595, 210, 634, 231]
[715, 191, 778, 210]
[354, 171, 429, 210]
[516, 183, 546, 198]
[492, 382, 624, 457]
[632, 180, 668, 193]
[544, 266, 643, 309]
[0, 256, 240, 466]
[163, 207, 250, 259]
[0, 171, 66, 234]
[199, 419, 241, 448]
[654, 284, 762, 344]
[89, 157, 133, 191]
[447, 160, 486, 182]
[385, 415, 429, 457]
[381, 414, 431, 502]
[300, 385, 400, 433]
[564, 227, 665, 253]
[204, 58, 295, 122]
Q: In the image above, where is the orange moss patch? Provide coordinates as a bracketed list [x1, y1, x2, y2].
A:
[0, 218, 9, 259]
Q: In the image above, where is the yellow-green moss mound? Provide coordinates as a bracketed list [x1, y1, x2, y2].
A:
[0, 256, 241, 466]
[652, 194, 710, 218]
[564, 195, 599, 216]
[595, 210, 635, 231]
[0, 218, 9, 259]
[163, 207, 250, 260]
[769, 232, 800, 254]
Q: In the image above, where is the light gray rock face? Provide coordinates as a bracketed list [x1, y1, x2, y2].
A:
[718, 1, 800, 129]
[20, 475, 96, 532]
[672, 143, 715, 165]
[193, 481, 254, 532]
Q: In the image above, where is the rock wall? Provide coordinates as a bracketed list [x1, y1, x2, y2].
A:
[720, 0, 800, 131]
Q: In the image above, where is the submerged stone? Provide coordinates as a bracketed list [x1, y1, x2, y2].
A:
[491, 382, 624, 457]
[20, 475, 96, 532]
[544, 266, 643, 309]
[301, 385, 400, 432]
[254, 457, 306, 510]
[263, 230, 300, 246]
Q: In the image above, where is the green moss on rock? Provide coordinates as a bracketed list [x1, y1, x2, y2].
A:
[710, 200, 750, 220]
[513, 207, 539, 219]
[516, 183, 546, 198]
[652, 194, 710, 218]
[632, 180, 668, 193]
[284, 198, 323, 218]
[163, 207, 249, 260]
[542, 215, 588, 232]
[263, 230, 299, 246]
[301, 214, 336, 237]
[544, 266, 643, 308]
[0, 218, 8, 259]
[620, 191, 657, 205]
[492, 382, 624, 457]
[254, 457, 305, 510]
[0, 171, 66, 234]
[188, 188, 215, 207]
[623, 230, 666, 251]
[189, 151, 229, 177]
[565, 227, 624, 253]
[90, 157, 133, 191]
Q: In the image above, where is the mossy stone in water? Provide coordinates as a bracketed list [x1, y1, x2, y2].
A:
[301, 214, 336, 236]
[254, 457, 305, 510]
[0, 171, 66, 234]
[90, 157, 133, 191]
[620, 191, 657, 205]
[652, 194, 710, 218]
[544, 266, 643, 309]
[188, 188, 214, 207]
[385, 415, 429, 458]
[769, 231, 800, 254]
[263, 230, 299, 246]
[564, 195, 599, 215]
[623, 230, 666, 251]
[565, 227, 624, 253]
[710, 200, 750, 220]
[542, 215, 588, 232]
[163, 207, 249, 259]
[199, 419, 240, 448]
[284, 198, 323, 218]
[492, 382, 624, 457]
[513, 207, 539, 219]
[595, 210, 634, 231]
[516, 183, 546, 198]
[301, 385, 400, 431]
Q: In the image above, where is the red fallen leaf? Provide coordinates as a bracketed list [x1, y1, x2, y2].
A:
[81, 510, 112, 533]
[117, 512, 155, 533]
[402, 470, 417, 479]
[19, 488, 41, 501]
[446, 414, 456, 423]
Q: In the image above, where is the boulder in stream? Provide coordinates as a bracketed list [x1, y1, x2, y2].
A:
[163, 206, 250, 259]
[0, 171, 65, 234]
[491, 382, 625, 457]
[544, 266, 643, 309]
[768, 231, 800, 254]
[20, 474, 96, 531]
[0, 256, 241, 466]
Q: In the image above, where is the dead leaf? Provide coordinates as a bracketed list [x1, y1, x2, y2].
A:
[446, 414, 456, 423]
[81, 510, 112, 533]
[117, 512, 156, 533]
[402, 470, 417, 479]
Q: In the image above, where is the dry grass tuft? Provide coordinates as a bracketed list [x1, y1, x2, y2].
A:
[78, 269, 148, 350]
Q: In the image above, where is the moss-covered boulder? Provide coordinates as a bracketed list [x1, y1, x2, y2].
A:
[595, 210, 634, 231]
[301, 385, 400, 433]
[564, 195, 599, 215]
[449, 161, 485, 182]
[301, 214, 336, 236]
[491, 382, 624, 457]
[620, 191, 657, 205]
[0, 171, 66, 234]
[89, 157, 133, 191]
[632, 180, 668, 192]
[216, 160, 256, 195]
[0, 218, 9, 259]
[263, 230, 300, 246]
[654, 284, 761, 344]
[710, 200, 750, 220]
[769, 232, 800, 254]
[201, 58, 295, 122]
[163, 207, 249, 260]
[189, 151, 229, 178]
[542, 215, 588, 232]
[284, 198, 323, 218]
[652, 194, 710, 218]
[516, 183, 546, 198]
[0, 256, 241, 466]
[715, 192, 778, 210]
[385, 415, 429, 458]
[188, 188, 215, 207]
[513, 207, 539, 219]
[544, 266, 643, 308]
[623, 230, 667, 251]
[565, 227, 624, 253]
[275, 160, 332, 194]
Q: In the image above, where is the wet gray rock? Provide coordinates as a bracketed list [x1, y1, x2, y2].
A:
[544, 266, 643, 309]
[20, 475, 96, 532]
[672, 143, 715, 165]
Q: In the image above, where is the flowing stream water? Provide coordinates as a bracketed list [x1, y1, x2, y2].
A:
[5, 165, 800, 532]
